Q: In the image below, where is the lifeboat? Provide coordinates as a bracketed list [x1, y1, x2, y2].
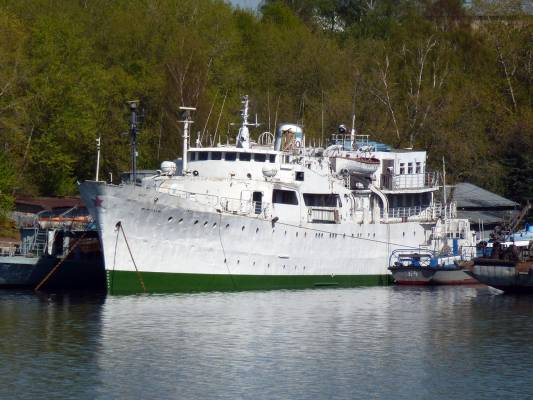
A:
[335, 155, 380, 175]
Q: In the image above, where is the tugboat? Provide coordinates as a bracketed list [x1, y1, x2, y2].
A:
[463, 225, 533, 293]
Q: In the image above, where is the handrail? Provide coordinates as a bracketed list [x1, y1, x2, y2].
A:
[381, 171, 439, 190]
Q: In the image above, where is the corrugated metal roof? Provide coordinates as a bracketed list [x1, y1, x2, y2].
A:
[450, 182, 519, 208]
[15, 196, 85, 211]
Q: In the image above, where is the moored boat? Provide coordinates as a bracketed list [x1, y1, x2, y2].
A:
[388, 249, 477, 285]
[463, 226, 533, 293]
[80, 96, 476, 294]
[0, 214, 105, 290]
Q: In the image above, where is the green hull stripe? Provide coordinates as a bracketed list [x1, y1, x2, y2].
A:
[107, 270, 393, 294]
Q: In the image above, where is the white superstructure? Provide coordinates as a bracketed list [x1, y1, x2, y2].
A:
[80, 96, 476, 293]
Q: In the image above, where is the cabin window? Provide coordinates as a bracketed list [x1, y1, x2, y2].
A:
[210, 151, 222, 160]
[408, 162, 413, 174]
[198, 152, 209, 161]
[295, 171, 304, 181]
[190, 151, 198, 161]
[272, 189, 298, 205]
[239, 153, 251, 161]
[416, 162, 421, 174]
[303, 193, 339, 207]
[254, 153, 266, 162]
[269, 154, 276, 163]
[399, 163, 405, 175]
[225, 152, 237, 161]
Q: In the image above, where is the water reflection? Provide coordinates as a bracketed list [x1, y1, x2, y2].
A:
[1, 287, 533, 399]
[0, 290, 105, 399]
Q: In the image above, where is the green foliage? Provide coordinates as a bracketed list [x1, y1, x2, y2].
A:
[0, 0, 531, 204]
[0, 152, 15, 221]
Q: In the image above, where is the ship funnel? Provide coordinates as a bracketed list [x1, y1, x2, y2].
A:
[274, 124, 303, 151]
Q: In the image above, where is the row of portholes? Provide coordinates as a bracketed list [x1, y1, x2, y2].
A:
[167, 216, 218, 229]
[225, 259, 308, 271]
[165, 216, 411, 240]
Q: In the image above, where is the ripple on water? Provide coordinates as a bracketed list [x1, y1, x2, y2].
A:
[1, 286, 533, 400]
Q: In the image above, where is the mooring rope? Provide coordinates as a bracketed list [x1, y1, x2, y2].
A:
[116, 221, 147, 293]
[218, 212, 236, 289]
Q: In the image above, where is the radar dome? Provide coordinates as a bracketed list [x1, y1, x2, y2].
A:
[161, 161, 177, 176]
[262, 164, 277, 178]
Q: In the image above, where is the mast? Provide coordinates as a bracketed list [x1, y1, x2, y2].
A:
[442, 156, 447, 219]
[179, 106, 196, 174]
[95, 136, 101, 181]
[127, 100, 139, 184]
[236, 95, 258, 149]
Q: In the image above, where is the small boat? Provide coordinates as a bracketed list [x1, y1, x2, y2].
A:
[334, 155, 380, 175]
[0, 224, 105, 291]
[462, 227, 533, 293]
[388, 249, 477, 285]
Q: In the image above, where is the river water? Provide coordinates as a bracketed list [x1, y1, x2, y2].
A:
[1, 286, 533, 399]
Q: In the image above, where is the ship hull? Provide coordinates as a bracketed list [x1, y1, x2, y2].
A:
[389, 266, 476, 285]
[464, 259, 533, 293]
[81, 181, 440, 294]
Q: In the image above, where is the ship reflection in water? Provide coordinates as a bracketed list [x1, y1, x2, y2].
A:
[1, 287, 533, 399]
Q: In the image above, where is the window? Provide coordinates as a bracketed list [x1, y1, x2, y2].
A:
[210, 151, 222, 160]
[408, 162, 413, 174]
[254, 153, 266, 162]
[225, 152, 237, 161]
[239, 153, 251, 161]
[272, 189, 298, 205]
[198, 152, 208, 161]
[416, 162, 421, 174]
[190, 151, 198, 161]
[269, 154, 276, 163]
[303, 193, 339, 207]
[295, 171, 304, 181]
[399, 163, 405, 175]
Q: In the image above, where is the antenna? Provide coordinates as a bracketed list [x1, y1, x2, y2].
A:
[126, 100, 139, 185]
[178, 106, 196, 174]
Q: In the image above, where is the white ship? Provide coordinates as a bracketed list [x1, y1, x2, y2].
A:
[80, 97, 476, 294]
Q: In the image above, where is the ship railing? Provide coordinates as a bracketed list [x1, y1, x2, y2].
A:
[307, 207, 340, 223]
[161, 187, 271, 218]
[381, 171, 439, 191]
[220, 198, 271, 218]
[0, 241, 21, 257]
[389, 246, 472, 268]
[383, 202, 457, 222]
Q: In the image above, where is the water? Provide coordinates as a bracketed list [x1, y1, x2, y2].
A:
[2, 286, 533, 400]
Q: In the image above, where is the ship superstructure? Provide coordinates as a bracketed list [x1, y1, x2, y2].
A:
[80, 96, 475, 293]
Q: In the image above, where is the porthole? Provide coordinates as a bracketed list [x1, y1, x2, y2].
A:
[212, 222, 217, 228]
[237, 259, 240, 264]
[204, 221, 208, 227]
[242, 226, 245, 231]
[178, 218, 183, 224]
[194, 220, 199, 225]
[256, 227, 259, 233]
[284, 230, 287, 236]
[168, 217, 173, 222]
[296, 232, 298, 237]
[226, 224, 230, 229]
